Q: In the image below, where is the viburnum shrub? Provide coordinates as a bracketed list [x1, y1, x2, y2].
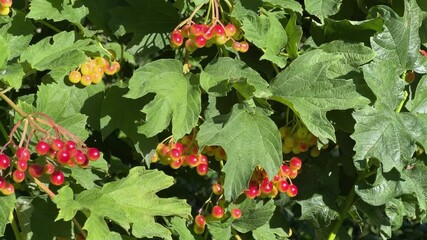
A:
[1, 0, 427, 239]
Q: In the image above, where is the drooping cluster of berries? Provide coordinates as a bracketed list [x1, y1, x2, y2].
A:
[0, 0, 12, 16]
[68, 57, 120, 86]
[170, 22, 249, 53]
[243, 157, 302, 199]
[151, 134, 226, 176]
[193, 204, 242, 234]
[0, 112, 101, 195]
[279, 125, 321, 157]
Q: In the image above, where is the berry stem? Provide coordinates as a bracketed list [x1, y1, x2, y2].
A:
[33, 177, 88, 239]
[18, 119, 29, 148]
[327, 187, 356, 240]
[395, 90, 408, 113]
[37, 20, 61, 33]
[0, 91, 28, 118]
[232, 229, 242, 240]
[175, 2, 206, 30]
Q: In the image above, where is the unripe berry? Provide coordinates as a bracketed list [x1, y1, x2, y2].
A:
[232, 41, 241, 51]
[193, 224, 205, 234]
[0, 154, 10, 169]
[239, 41, 249, 53]
[194, 215, 206, 227]
[214, 35, 228, 45]
[0, 0, 12, 8]
[80, 75, 92, 86]
[50, 171, 65, 186]
[225, 23, 237, 37]
[0, 5, 10, 16]
[231, 208, 242, 219]
[185, 39, 197, 52]
[1, 182, 14, 195]
[68, 70, 82, 83]
[212, 183, 223, 195]
[212, 205, 224, 219]
[310, 147, 320, 157]
[289, 169, 298, 179]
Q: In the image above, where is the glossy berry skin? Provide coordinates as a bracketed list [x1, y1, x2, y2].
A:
[194, 215, 206, 227]
[73, 152, 87, 165]
[280, 165, 291, 177]
[260, 178, 273, 194]
[0, 154, 10, 170]
[170, 30, 183, 47]
[0, 0, 12, 8]
[50, 171, 65, 186]
[87, 148, 100, 161]
[28, 164, 44, 178]
[286, 184, 298, 197]
[169, 158, 183, 169]
[196, 163, 208, 176]
[245, 182, 260, 199]
[56, 150, 70, 164]
[186, 155, 199, 168]
[277, 180, 289, 193]
[239, 41, 249, 53]
[168, 148, 181, 161]
[212, 183, 223, 195]
[12, 170, 25, 183]
[212, 25, 225, 37]
[0, 176, 6, 190]
[68, 70, 82, 84]
[290, 157, 302, 170]
[16, 147, 31, 162]
[16, 160, 28, 171]
[51, 139, 64, 151]
[1, 182, 14, 195]
[44, 163, 55, 175]
[80, 75, 92, 86]
[225, 23, 237, 37]
[195, 35, 207, 48]
[35, 141, 50, 155]
[231, 208, 242, 219]
[190, 24, 204, 37]
[64, 140, 76, 151]
[212, 205, 224, 219]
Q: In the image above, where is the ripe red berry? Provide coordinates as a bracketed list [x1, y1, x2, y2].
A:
[28, 164, 44, 178]
[73, 152, 87, 165]
[169, 157, 184, 169]
[170, 30, 184, 47]
[186, 155, 199, 168]
[174, 142, 184, 154]
[277, 180, 289, 193]
[0, 176, 6, 190]
[289, 169, 298, 179]
[0, 154, 10, 169]
[198, 155, 208, 165]
[290, 157, 302, 170]
[50, 171, 65, 186]
[35, 141, 50, 155]
[51, 139, 64, 151]
[212, 205, 224, 219]
[260, 178, 273, 194]
[87, 148, 100, 161]
[56, 150, 70, 164]
[16, 147, 31, 162]
[168, 148, 181, 161]
[197, 163, 208, 176]
[280, 165, 291, 177]
[12, 170, 25, 183]
[231, 208, 242, 219]
[44, 162, 55, 175]
[286, 184, 298, 197]
[212, 183, 223, 195]
[195, 35, 207, 48]
[245, 182, 260, 199]
[1, 182, 14, 195]
[64, 140, 76, 151]
[213, 24, 225, 37]
[0, 0, 12, 8]
[16, 159, 28, 171]
[194, 215, 206, 227]
[190, 24, 204, 37]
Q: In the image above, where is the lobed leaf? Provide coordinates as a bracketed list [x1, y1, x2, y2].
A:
[0, 195, 15, 237]
[304, 0, 342, 22]
[27, 0, 89, 25]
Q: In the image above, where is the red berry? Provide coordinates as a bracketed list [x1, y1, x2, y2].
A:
[44, 163, 55, 175]
[289, 169, 298, 179]
[0, 176, 6, 190]
[212, 205, 224, 219]
[87, 148, 100, 161]
[260, 178, 273, 194]
[35, 141, 50, 155]
[168, 148, 181, 161]
[16, 160, 28, 171]
[169, 157, 184, 169]
[245, 182, 260, 199]
[195, 215, 206, 227]
[239, 41, 249, 53]
[50, 171, 65, 186]
[12, 170, 25, 183]
[290, 157, 302, 170]
[186, 155, 199, 168]
[1, 182, 14, 195]
[28, 164, 43, 178]
[16, 147, 31, 161]
[198, 155, 208, 165]
[170, 30, 183, 47]
[286, 184, 298, 197]
[56, 150, 70, 164]
[231, 208, 242, 219]
[64, 140, 76, 151]
[213, 24, 225, 37]
[212, 183, 223, 195]
[0, 154, 10, 169]
[195, 35, 207, 48]
[277, 180, 289, 193]
[73, 152, 87, 165]
[0, 0, 12, 8]
[197, 163, 208, 176]
[421, 49, 427, 59]
[51, 139, 64, 151]
[174, 142, 184, 155]
[280, 165, 291, 177]
[225, 23, 237, 37]
[190, 24, 204, 37]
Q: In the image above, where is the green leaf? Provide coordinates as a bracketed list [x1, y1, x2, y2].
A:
[304, 0, 342, 22]
[69, 167, 101, 190]
[241, 12, 288, 67]
[252, 224, 289, 240]
[200, 57, 271, 98]
[232, 199, 276, 233]
[263, 0, 303, 14]
[197, 104, 282, 201]
[54, 168, 191, 240]
[27, 0, 89, 25]
[298, 194, 339, 228]
[408, 75, 427, 113]
[109, 0, 179, 56]
[369, 0, 425, 72]
[170, 217, 195, 240]
[207, 221, 232, 240]
[270, 50, 369, 141]
[0, 195, 15, 237]
[351, 107, 423, 172]
[0, 35, 8, 69]
[125, 59, 201, 140]
[0, 63, 25, 89]
[361, 60, 405, 111]
[20, 31, 91, 80]
[285, 12, 303, 59]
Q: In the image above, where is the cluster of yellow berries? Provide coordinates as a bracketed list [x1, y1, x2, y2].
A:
[68, 57, 120, 86]
[279, 125, 321, 157]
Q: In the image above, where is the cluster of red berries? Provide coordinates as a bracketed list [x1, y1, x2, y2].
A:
[193, 204, 242, 234]
[244, 157, 302, 199]
[170, 22, 249, 53]
[280, 126, 321, 157]
[68, 57, 120, 86]
[0, 140, 100, 195]
[0, 0, 12, 16]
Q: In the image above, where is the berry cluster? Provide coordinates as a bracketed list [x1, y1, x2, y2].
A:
[193, 204, 242, 234]
[68, 57, 120, 86]
[0, 113, 101, 195]
[0, 0, 12, 16]
[279, 125, 321, 157]
[243, 157, 302, 199]
[170, 22, 248, 53]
